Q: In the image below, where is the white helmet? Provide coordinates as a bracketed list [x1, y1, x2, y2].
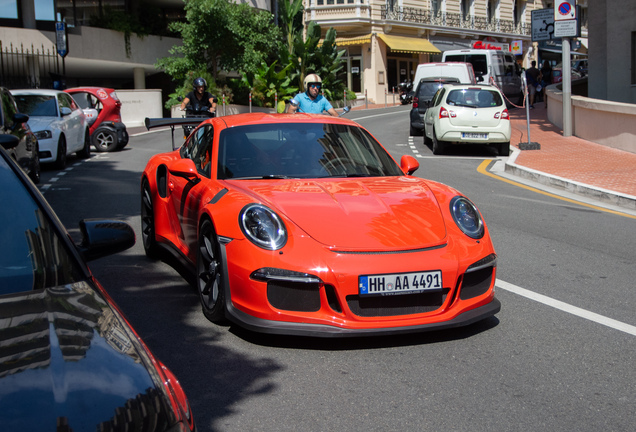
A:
[303, 73, 322, 91]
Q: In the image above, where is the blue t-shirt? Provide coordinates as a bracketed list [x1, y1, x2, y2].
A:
[293, 92, 333, 114]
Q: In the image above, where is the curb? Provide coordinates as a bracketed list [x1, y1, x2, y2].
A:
[505, 147, 636, 211]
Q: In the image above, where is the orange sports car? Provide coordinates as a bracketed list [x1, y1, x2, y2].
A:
[141, 113, 500, 337]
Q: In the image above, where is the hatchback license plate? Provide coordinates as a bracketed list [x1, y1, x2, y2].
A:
[462, 132, 488, 139]
[359, 271, 442, 296]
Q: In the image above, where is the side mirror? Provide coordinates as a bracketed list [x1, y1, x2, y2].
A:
[169, 158, 200, 181]
[78, 219, 135, 261]
[289, 98, 299, 108]
[60, 106, 72, 116]
[339, 106, 351, 117]
[0, 134, 20, 150]
[400, 155, 419, 175]
[13, 112, 29, 124]
[476, 75, 484, 83]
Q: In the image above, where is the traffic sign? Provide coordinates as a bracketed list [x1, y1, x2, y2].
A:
[554, 0, 576, 21]
[55, 21, 68, 58]
[531, 9, 555, 42]
[555, 20, 579, 38]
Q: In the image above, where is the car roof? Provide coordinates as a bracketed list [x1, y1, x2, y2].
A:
[440, 83, 502, 92]
[65, 86, 115, 92]
[216, 112, 359, 128]
[10, 89, 64, 96]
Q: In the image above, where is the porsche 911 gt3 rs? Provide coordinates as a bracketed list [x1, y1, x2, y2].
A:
[141, 113, 500, 337]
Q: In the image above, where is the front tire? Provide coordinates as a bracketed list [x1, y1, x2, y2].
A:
[53, 136, 67, 170]
[77, 129, 91, 159]
[92, 128, 118, 152]
[197, 219, 226, 323]
[141, 180, 160, 259]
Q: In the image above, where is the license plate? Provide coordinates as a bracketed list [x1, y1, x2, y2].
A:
[359, 271, 443, 296]
[462, 132, 488, 139]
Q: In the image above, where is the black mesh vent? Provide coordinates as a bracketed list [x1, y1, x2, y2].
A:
[459, 267, 493, 300]
[324, 284, 342, 313]
[346, 289, 448, 318]
[267, 281, 321, 312]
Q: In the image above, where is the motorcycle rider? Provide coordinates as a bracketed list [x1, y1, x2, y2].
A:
[181, 77, 218, 115]
[286, 73, 338, 116]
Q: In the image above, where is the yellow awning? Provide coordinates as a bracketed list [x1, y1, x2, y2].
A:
[320, 34, 372, 47]
[377, 34, 441, 54]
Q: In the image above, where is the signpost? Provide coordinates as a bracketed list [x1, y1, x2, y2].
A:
[55, 21, 68, 76]
[553, 0, 577, 137]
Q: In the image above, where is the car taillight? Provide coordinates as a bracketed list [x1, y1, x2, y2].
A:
[495, 109, 510, 120]
[413, 96, 419, 108]
[440, 107, 456, 119]
[160, 363, 196, 431]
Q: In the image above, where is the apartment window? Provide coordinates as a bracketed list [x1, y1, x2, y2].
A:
[35, 0, 55, 21]
[0, 1, 18, 19]
[431, 0, 439, 15]
[462, 0, 471, 20]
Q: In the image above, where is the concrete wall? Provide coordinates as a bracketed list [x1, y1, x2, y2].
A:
[118, 89, 163, 127]
[546, 85, 636, 154]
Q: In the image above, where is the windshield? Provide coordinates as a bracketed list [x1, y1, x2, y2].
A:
[446, 88, 503, 108]
[0, 158, 83, 294]
[13, 95, 58, 117]
[217, 122, 404, 179]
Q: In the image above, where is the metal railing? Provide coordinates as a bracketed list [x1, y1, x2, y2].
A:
[380, 6, 531, 36]
[0, 41, 62, 89]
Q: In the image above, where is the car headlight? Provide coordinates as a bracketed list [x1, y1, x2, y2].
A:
[239, 204, 287, 250]
[450, 196, 484, 239]
[34, 130, 52, 140]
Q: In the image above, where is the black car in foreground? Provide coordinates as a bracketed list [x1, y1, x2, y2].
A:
[0, 86, 40, 183]
[0, 146, 196, 431]
[409, 77, 460, 136]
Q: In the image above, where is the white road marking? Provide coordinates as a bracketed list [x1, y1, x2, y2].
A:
[496, 279, 636, 337]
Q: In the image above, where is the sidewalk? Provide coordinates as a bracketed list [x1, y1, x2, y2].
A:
[506, 103, 636, 211]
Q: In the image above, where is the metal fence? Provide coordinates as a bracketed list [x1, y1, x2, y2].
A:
[0, 41, 62, 89]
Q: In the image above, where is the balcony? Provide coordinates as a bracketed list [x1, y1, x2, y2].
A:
[380, 6, 531, 36]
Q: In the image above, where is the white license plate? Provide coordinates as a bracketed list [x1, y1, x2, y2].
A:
[462, 132, 488, 139]
[359, 271, 442, 296]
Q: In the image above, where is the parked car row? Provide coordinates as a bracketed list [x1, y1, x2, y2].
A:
[0, 86, 129, 178]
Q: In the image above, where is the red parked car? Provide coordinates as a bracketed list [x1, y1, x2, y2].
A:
[65, 87, 129, 152]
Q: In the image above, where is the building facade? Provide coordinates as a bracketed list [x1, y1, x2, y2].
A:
[306, 0, 578, 103]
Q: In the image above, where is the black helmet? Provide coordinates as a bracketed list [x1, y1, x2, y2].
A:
[193, 77, 207, 90]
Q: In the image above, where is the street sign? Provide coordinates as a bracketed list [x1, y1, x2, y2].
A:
[555, 20, 579, 38]
[554, 0, 576, 21]
[531, 8, 556, 42]
[55, 21, 68, 58]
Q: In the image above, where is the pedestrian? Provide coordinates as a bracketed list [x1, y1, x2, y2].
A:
[287, 73, 338, 116]
[525, 60, 542, 109]
[540, 60, 552, 107]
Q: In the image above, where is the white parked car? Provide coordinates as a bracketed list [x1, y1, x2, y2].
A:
[11, 89, 91, 169]
[423, 84, 511, 156]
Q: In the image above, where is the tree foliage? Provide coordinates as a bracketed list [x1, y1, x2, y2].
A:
[157, 0, 281, 82]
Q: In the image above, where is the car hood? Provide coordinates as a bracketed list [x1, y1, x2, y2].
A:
[0, 283, 174, 431]
[233, 177, 448, 250]
[26, 116, 59, 132]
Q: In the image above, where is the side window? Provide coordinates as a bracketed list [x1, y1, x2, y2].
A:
[466, 54, 488, 76]
[58, 93, 72, 111]
[182, 125, 214, 177]
[1, 90, 18, 129]
[72, 92, 98, 110]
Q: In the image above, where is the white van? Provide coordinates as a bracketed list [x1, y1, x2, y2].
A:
[412, 62, 478, 88]
[441, 49, 522, 103]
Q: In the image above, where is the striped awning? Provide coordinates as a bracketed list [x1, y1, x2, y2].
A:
[377, 34, 441, 54]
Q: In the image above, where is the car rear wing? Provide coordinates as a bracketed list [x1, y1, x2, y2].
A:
[144, 117, 208, 150]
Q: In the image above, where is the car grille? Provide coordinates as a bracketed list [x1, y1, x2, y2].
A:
[346, 289, 449, 318]
[267, 280, 321, 312]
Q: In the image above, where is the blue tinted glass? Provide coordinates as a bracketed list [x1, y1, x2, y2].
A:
[0, 0, 18, 19]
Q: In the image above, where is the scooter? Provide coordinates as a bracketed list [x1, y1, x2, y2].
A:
[398, 81, 413, 105]
[182, 104, 215, 138]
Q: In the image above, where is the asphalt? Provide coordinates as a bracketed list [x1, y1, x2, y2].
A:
[134, 100, 636, 213]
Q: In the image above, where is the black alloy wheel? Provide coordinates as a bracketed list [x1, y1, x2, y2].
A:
[197, 219, 226, 323]
[54, 136, 67, 170]
[92, 128, 118, 152]
[29, 144, 41, 184]
[141, 180, 160, 259]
